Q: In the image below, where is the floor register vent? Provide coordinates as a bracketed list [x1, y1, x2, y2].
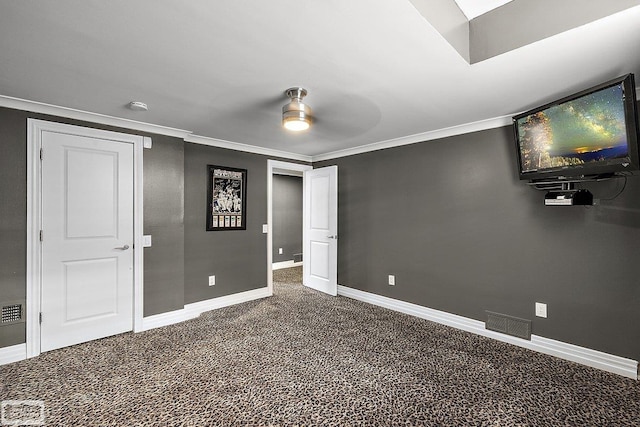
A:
[1, 301, 25, 326]
[486, 311, 531, 340]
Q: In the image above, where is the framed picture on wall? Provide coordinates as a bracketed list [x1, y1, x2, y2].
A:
[206, 165, 247, 231]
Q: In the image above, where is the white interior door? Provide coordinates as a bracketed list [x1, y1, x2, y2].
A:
[303, 166, 338, 296]
[40, 130, 134, 352]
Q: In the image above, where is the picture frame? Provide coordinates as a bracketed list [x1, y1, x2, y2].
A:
[206, 165, 247, 231]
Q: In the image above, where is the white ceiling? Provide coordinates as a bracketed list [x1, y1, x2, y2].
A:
[0, 1, 639, 160]
[455, 0, 513, 19]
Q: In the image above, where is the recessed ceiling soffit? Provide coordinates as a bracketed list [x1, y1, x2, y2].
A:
[409, 0, 640, 64]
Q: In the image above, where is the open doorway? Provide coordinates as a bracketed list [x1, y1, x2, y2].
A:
[272, 173, 303, 286]
[272, 173, 303, 271]
[267, 160, 312, 294]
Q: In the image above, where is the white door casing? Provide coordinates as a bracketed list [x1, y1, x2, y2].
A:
[27, 119, 145, 358]
[303, 166, 338, 296]
[266, 160, 313, 295]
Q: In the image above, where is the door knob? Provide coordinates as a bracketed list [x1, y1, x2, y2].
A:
[115, 244, 130, 250]
[327, 235, 338, 239]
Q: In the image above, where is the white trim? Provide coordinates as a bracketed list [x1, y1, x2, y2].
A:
[1, 93, 514, 164]
[184, 287, 271, 319]
[26, 119, 145, 357]
[0, 344, 27, 365]
[0, 95, 313, 162]
[267, 160, 313, 296]
[272, 260, 303, 270]
[530, 335, 638, 379]
[7, 91, 639, 164]
[3, 287, 272, 365]
[273, 169, 304, 177]
[185, 134, 312, 163]
[311, 115, 513, 162]
[1, 95, 190, 139]
[133, 138, 145, 333]
[138, 287, 272, 331]
[141, 308, 192, 331]
[337, 285, 638, 380]
[26, 120, 41, 358]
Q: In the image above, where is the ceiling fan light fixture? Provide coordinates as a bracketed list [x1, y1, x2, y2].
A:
[282, 87, 312, 132]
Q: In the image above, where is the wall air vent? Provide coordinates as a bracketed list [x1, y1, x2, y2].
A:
[1, 302, 25, 326]
[486, 311, 531, 340]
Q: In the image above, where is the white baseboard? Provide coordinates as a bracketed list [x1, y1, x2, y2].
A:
[142, 308, 196, 331]
[1, 287, 272, 364]
[142, 287, 271, 332]
[337, 285, 638, 380]
[272, 260, 303, 270]
[184, 287, 271, 317]
[0, 343, 27, 365]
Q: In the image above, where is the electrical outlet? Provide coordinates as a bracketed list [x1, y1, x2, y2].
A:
[278, 248, 283, 255]
[388, 275, 395, 286]
[209, 275, 216, 286]
[535, 302, 547, 318]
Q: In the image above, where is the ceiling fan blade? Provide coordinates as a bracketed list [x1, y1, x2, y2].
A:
[310, 93, 381, 139]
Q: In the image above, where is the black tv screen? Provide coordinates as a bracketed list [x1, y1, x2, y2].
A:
[513, 74, 640, 181]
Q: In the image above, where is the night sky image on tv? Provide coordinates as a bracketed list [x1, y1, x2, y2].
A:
[517, 84, 628, 173]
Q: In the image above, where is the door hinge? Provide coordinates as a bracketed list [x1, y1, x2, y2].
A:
[39, 230, 43, 241]
[39, 148, 43, 160]
[39, 312, 43, 324]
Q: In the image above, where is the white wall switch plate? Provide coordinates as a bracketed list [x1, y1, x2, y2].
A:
[535, 302, 547, 318]
[262, 224, 268, 233]
[388, 275, 395, 286]
[209, 275, 216, 286]
[143, 235, 152, 247]
[278, 248, 283, 254]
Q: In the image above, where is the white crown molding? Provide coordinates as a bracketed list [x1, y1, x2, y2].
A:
[0, 95, 191, 139]
[337, 285, 638, 379]
[0, 94, 312, 162]
[184, 134, 313, 163]
[311, 115, 513, 162]
[5, 91, 637, 163]
[0, 343, 27, 366]
[0, 94, 513, 163]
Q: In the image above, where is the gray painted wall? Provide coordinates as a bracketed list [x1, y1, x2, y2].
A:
[0, 108, 29, 346]
[143, 135, 185, 317]
[183, 143, 269, 304]
[316, 124, 640, 360]
[3, 99, 639, 364]
[0, 107, 186, 346]
[272, 175, 303, 263]
[0, 104, 307, 350]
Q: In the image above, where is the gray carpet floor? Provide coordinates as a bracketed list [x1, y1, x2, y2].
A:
[1, 266, 639, 426]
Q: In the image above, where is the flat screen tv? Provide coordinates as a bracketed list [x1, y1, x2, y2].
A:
[513, 74, 640, 181]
